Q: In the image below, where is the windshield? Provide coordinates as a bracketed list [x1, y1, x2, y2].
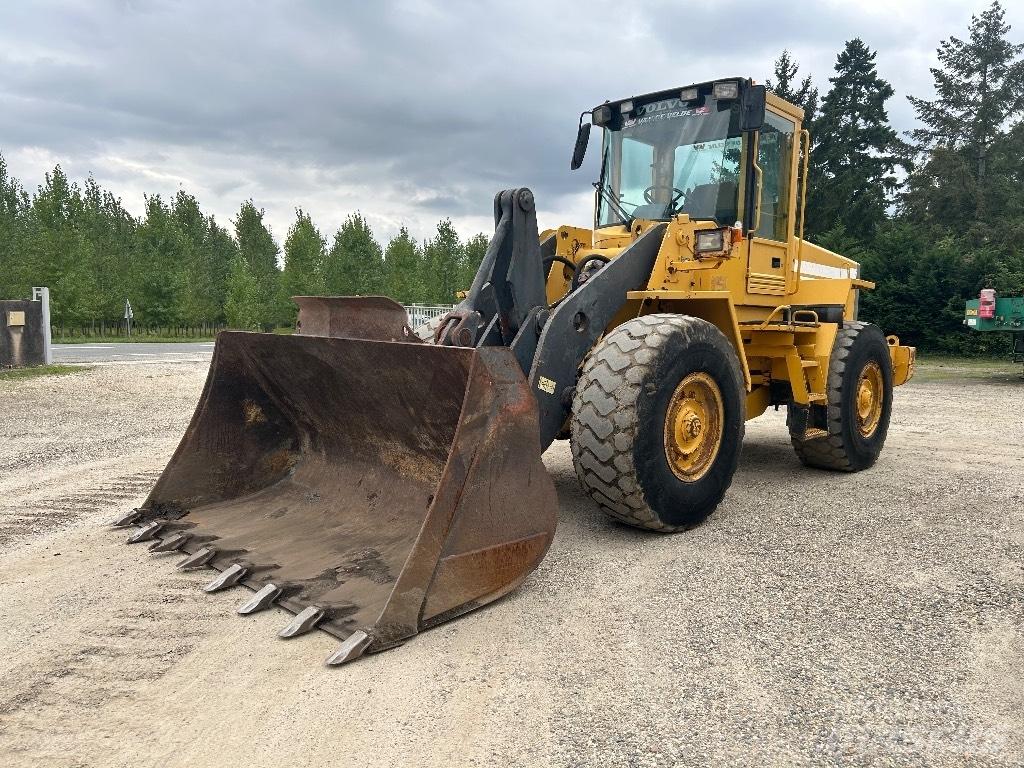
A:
[597, 98, 744, 228]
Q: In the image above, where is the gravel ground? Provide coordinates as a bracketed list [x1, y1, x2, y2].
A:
[0, 359, 1021, 767]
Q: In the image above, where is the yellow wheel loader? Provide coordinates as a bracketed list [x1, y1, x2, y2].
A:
[113, 78, 915, 665]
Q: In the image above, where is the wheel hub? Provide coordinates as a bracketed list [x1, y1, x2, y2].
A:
[664, 372, 724, 482]
[855, 361, 884, 438]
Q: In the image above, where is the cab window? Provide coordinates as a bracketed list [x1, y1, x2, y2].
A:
[754, 111, 796, 242]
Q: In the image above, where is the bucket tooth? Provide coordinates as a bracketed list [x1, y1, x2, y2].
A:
[279, 606, 324, 638]
[204, 563, 248, 592]
[110, 509, 142, 528]
[177, 547, 216, 570]
[126, 521, 162, 544]
[237, 583, 282, 615]
[325, 630, 372, 666]
[148, 532, 190, 553]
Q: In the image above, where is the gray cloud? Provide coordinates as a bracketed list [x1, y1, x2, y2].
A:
[1, 0, 1018, 244]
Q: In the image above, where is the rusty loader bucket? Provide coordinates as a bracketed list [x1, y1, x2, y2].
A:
[114, 315, 557, 665]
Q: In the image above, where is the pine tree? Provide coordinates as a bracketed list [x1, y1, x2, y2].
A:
[766, 50, 819, 125]
[906, 1, 1024, 226]
[807, 39, 902, 239]
[323, 212, 383, 295]
[281, 208, 326, 313]
[383, 226, 423, 303]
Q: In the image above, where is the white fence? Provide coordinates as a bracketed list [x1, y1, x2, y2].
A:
[403, 304, 454, 329]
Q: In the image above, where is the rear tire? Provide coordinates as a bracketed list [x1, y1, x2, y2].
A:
[790, 321, 893, 471]
[570, 314, 745, 532]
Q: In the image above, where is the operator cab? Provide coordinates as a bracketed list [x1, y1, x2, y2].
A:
[572, 79, 787, 236]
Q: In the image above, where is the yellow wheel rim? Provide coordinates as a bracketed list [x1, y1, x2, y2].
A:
[855, 361, 884, 438]
[663, 372, 724, 482]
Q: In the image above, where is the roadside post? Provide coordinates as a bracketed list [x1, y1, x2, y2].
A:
[32, 287, 52, 364]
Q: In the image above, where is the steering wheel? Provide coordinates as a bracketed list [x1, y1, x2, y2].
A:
[642, 185, 687, 212]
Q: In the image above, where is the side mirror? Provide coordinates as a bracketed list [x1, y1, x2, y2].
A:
[740, 84, 766, 131]
[570, 122, 591, 170]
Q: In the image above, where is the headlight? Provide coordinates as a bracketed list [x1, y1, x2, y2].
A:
[694, 227, 731, 257]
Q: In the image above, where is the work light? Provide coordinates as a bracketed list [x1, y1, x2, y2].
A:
[680, 87, 699, 102]
[592, 105, 613, 126]
[694, 227, 731, 257]
[712, 81, 739, 100]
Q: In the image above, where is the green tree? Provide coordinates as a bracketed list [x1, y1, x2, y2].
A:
[281, 208, 326, 315]
[234, 200, 284, 328]
[807, 39, 902, 239]
[172, 191, 217, 325]
[202, 217, 238, 325]
[133, 194, 186, 326]
[383, 226, 424, 303]
[21, 166, 97, 327]
[906, 1, 1024, 228]
[422, 218, 463, 303]
[76, 178, 136, 329]
[324, 212, 383, 295]
[0, 153, 29, 300]
[224, 253, 262, 330]
[766, 49, 819, 125]
[460, 232, 489, 293]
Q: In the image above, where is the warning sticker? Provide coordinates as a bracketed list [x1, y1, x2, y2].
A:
[537, 376, 557, 394]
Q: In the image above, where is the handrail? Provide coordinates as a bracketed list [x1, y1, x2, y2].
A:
[792, 128, 811, 294]
[752, 158, 764, 235]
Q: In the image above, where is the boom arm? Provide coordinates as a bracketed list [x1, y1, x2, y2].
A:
[437, 188, 662, 450]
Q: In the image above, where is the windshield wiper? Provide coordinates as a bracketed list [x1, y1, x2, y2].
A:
[593, 181, 633, 228]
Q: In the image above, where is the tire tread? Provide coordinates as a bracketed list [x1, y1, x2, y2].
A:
[571, 314, 738, 532]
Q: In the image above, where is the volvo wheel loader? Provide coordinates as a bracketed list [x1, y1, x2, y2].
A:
[113, 78, 916, 665]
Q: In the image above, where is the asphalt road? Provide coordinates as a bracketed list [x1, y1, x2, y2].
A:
[53, 342, 214, 364]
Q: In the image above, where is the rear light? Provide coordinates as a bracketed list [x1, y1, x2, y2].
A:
[979, 288, 996, 319]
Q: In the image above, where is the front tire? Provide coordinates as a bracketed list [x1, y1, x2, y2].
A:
[790, 321, 893, 471]
[570, 314, 745, 532]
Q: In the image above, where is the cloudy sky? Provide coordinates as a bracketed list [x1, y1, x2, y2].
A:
[2, 0, 1020, 246]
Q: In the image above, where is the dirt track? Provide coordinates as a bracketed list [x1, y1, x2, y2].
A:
[1, 360, 1022, 767]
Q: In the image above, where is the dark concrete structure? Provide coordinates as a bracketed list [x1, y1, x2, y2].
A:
[1, 299, 47, 367]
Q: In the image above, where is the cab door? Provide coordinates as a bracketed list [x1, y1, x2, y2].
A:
[746, 110, 798, 296]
